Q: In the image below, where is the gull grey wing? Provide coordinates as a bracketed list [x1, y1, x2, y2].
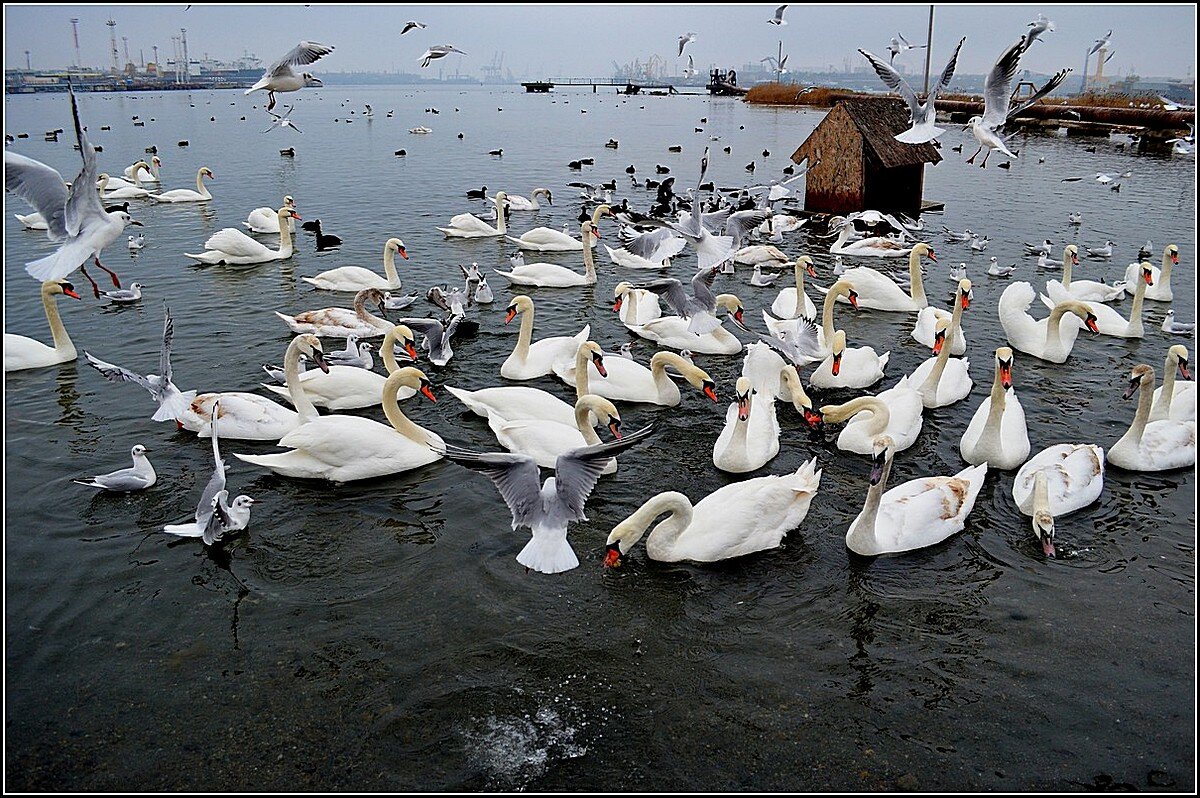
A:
[271, 41, 335, 76]
[201, 490, 231, 546]
[92, 469, 153, 491]
[1005, 69, 1071, 122]
[726, 209, 772, 247]
[689, 266, 720, 310]
[398, 317, 445, 346]
[981, 39, 1025, 129]
[553, 424, 655, 521]
[159, 308, 174, 384]
[440, 445, 545, 529]
[3, 152, 70, 241]
[699, 206, 732, 234]
[858, 49, 920, 113]
[638, 278, 692, 315]
[929, 37, 966, 100]
[84, 352, 154, 393]
[63, 88, 106, 239]
[621, 227, 673, 259]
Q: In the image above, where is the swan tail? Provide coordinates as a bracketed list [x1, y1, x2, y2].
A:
[504, 236, 526, 247]
[444, 386, 489, 418]
[786, 457, 823, 494]
[299, 276, 322, 288]
[233, 451, 328, 480]
[1038, 293, 1055, 311]
[516, 532, 580, 574]
[878, 351, 890, 369]
[259, 383, 293, 401]
[492, 269, 516, 283]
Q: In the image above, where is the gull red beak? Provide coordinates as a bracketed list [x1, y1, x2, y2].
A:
[399, 247, 409, 260]
[831, 352, 842, 376]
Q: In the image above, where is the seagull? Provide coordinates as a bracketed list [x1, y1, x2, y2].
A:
[832, 254, 846, 275]
[83, 307, 196, 423]
[750, 264, 781, 287]
[400, 315, 465, 367]
[418, 45, 466, 68]
[859, 37, 965, 144]
[1067, 212, 1082, 225]
[987, 257, 1015, 277]
[427, 285, 470, 316]
[639, 267, 732, 336]
[1137, 240, 1154, 260]
[887, 33, 926, 64]
[473, 276, 494, 304]
[768, 4, 789, 25]
[965, 38, 1070, 167]
[614, 226, 687, 266]
[1094, 172, 1116, 184]
[735, 314, 823, 368]
[438, 425, 655, 574]
[942, 226, 974, 242]
[1024, 14, 1055, 48]
[1086, 241, 1115, 259]
[1089, 30, 1113, 56]
[5, 88, 143, 298]
[74, 444, 157, 492]
[400, 21, 427, 35]
[949, 263, 968, 280]
[1162, 310, 1195, 336]
[245, 41, 334, 112]
[161, 400, 256, 545]
[970, 234, 990, 251]
[682, 54, 697, 78]
[638, 148, 734, 271]
[262, 104, 303, 134]
[678, 32, 697, 57]
[101, 281, 143, 304]
[127, 234, 145, 250]
[1024, 239, 1053, 256]
[324, 334, 374, 369]
[382, 292, 419, 311]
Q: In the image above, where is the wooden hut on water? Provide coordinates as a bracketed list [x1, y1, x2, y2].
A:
[791, 97, 941, 217]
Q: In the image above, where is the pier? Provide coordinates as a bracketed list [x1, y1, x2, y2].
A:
[523, 77, 688, 94]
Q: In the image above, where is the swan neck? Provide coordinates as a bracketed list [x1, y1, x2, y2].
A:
[354, 292, 388, 329]
[649, 354, 683, 402]
[285, 341, 319, 421]
[195, 169, 209, 198]
[1125, 376, 1154, 442]
[576, 402, 602, 445]
[43, 288, 74, 353]
[574, 346, 591, 395]
[793, 261, 806, 316]
[835, 396, 889, 435]
[1161, 250, 1173, 285]
[582, 233, 597, 281]
[513, 305, 534, 362]
[1129, 273, 1147, 320]
[1062, 253, 1073, 286]
[908, 249, 927, 306]
[848, 457, 892, 552]
[496, 206, 507, 234]
[1032, 471, 1051, 517]
[821, 286, 839, 343]
[277, 212, 293, 256]
[382, 374, 430, 444]
[619, 492, 693, 555]
[383, 243, 399, 283]
[921, 294, 962, 393]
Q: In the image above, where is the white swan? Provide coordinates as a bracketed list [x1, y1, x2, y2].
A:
[1013, 444, 1105, 557]
[998, 282, 1098, 363]
[959, 347, 1030, 469]
[125, 155, 162, 183]
[769, 255, 818, 319]
[613, 282, 662, 325]
[243, 195, 296, 234]
[178, 334, 327, 441]
[1044, 244, 1125, 303]
[3, 279, 80, 372]
[500, 295, 590, 380]
[911, 280, 971, 354]
[845, 435, 987, 556]
[713, 376, 780, 473]
[276, 287, 393, 338]
[438, 192, 509, 237]
[302, 238, 408, 292]
[261, 325, 419, 410]
[234, 368, 443, 482]
[98, 173, 151, 200]
[734, 244, 788, 265]
[185, 207, 300, 265]
[15, 212, 49, 230]
[907, 278, 973, 407]
[1045, 261, 1151, 338]
[817, 242, 933, 311]
[1123, 244, 1179, 302]
[554, 347, 717, 406]
[494, 222, 602, 287]
[498, 188, 552, 211]
[505, 204, 610, 251]
[603, 459, 822, 566]
[149, 166, 214, 202]
[488, 394, 625, 473]
[820, 379, 925, 455]
[626, 295, 745, 356]
[1151, 345, 1195, 422]
[97, 169, 146, 191]
[829, 224, 919, 258]
[809, 329, 890, 390]
[1107, 364, 1197, 471]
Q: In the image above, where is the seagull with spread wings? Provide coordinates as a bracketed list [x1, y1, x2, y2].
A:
[419, 45, 467, 68]
[860, 37, 965, 144]
[1024, 14, 1055, 48]
[400, 21, 427, 35]
[768, 5, 789, 25]
[887, 33, 926, 64]
[1089, 30, 1112, 55]
[84, 307, 197, 423]
[245, 41, 334, 112]
[638, 266, 731, 336]
[678, 32, 697, 57]
[638, 147, 734, 271]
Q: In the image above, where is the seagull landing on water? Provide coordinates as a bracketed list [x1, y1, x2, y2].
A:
[678, 32, 697, 58]
[860, 37, 965, 144]
[246, 41, 334, 112]
[683, 54, 698, 78]
[262, 105, 303, 134]
[768, 5, 789, 25]
[886, 33, 926, 64]
[419, 45, 467, 68]
[400, 21, 427, 35]
[1024, 14, 1055, 48]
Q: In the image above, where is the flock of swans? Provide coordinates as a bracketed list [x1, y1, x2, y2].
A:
[4, 24, 1195, 577]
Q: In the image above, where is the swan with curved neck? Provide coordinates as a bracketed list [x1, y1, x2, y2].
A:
[999, 282, 1099, 363]
[846, 435, 988, 556]
[1151, 345, 1195, 422]
[960, 347, 1030, 469]
[185, 207, 300, 265]
[1108, 364, 1197, 471]
[1046, 244, 1125, 303]
[125, 156, 162, 183]
[244, 195, 297, 234]
[494, 222, 602, 287]
[438, 192, 509, 237]
[713, 376, 781, 473]
[99, 169, 152, 198]
[488, 394, 626, 473]
[303, 237, 409, 291]
[560, 343, 717, 406]
[820, 377, 924, 454]
[908, 278, 972, 407]
[276, 287, 393, 338]
[1063, 262, 1152, 337]
[234, 367, 443, 481]
[770, 255, 818, 319]
[150, 166, 214, 202]
[779, 365, 822, 427]
[819, 246, 931, 312]
[775, 278, 858, 350]
[829, 225, 917, 258]
[4, 279, 81, 372]
[613, 281, 662, 325]
[500, 295, 591, 380]
[501, 187, 553, 211]
[603, 458, 821, 565]
[1124, 244, 1179, 302]
[505, 205, 610, 252]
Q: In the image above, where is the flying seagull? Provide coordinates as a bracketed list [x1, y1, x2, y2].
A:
[262, 104, 302, 134]
[419, 45, 466, 68]
[84, 307, 197, 423]
[678, 32, 697, 57]
[887, 33, 926, 65]
[860, 37, 965, 144]
[1089, 30, 1113, 55]
[768, 5, 788, 25]
[245, 41, 334, 112]
[400, 21, 427, 35]
[1024, 14, 1055, 48]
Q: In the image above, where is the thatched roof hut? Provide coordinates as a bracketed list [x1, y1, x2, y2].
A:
[791, 97, 941, 217]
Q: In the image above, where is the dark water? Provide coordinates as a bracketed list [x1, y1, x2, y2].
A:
[4, 85, 1195, 791]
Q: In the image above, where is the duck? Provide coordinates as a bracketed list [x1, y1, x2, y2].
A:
[185, 207, 300, 265]
[603, 459, 822, 566]
[438, 192, 509, 237]
[1150, 345, 1195, 422]
[261, 325, 419, 411]
[1045, 261, 1151, 338]
[1123, 244, 1179, 302]
[302, 238, 408, 292]
[487, 395, 626, 473]
[959, 347, 1030, 469]
[625, 295, 745, 356]
[828, 223, 916, 258]
[149, 166, 214, 202]
[3, 279, 80, 372]
[713, 377, 781, 473]
[613, 281, 663, 325]
[1044, 245, 1125, 302]
[275, 287, 393, 338]
[816, 243, 934, 311]
[499, 188, 552, 211]
[1107, 364, 1196, 471]
[235, 368, 443, 482]
[554, 346, 717, 406]
[505, 204, 610, 252]
[809, 330, 889, 390]
[844, 435, 987, 556]
[998, 282, 1099, 363]
[500, 295, 590, 380]
[1012, 444, 1105, 557]
[818, 378, 925, 455]
[769, 255, 818, 319]
[907, 279, 973, 407]
[493, 222, 602, 287]
[312, 219, 343, 249]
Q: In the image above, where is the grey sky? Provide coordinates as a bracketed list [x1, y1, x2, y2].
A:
[4, 4, 1195, 79]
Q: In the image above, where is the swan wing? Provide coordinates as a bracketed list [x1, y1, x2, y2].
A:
[202, 228, 273, 257]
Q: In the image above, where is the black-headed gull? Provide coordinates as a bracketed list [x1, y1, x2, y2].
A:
[262, 104, 302, 134]
[1086, 241, 1115, 259]
[1024, 239, 1053, 256]
[84, 307, 196, 422]
[860, 37, 965, 144]
[1089, 30, 1113, 56]
[678, 32, 696, 57]
[768, 5, 788, 25]
[886, 33, 926, 64]
[246, 41, 334, 112]
[102, 282, 143, 304]
[987, 258, 1015, 277]
[74, 444, 156, 492]
[1162, 310, 1195, 336]
[325, 334, 374, 369]
[1024, 14, 1055, 48]
[419, 45, 466, 68]
[400, 21, 427, 35]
